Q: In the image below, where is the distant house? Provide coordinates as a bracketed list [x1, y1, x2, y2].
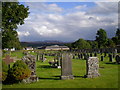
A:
[24, 47, 33, 50]
[10, 48, 15, 51]
[44, 45, 69, 51]
[4, 48, 15, 51]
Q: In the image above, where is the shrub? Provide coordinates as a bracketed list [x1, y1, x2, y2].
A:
[2, 61, 8, 81]
[8, 60, 31, 82]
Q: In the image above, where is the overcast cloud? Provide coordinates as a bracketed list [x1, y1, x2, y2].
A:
[17, 2, 118, 42]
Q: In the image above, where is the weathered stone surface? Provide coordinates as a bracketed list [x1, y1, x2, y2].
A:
[21, 54, 38, 83]
[61, 53, 74, 80]
[115, 55, 120, 64]
[85, 57, 100, 78]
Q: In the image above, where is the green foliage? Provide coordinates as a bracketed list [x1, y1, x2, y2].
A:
[8, 60, 31, 82]
[72, 38, 91, 49]
[106, 39, 115, 48]
[112, 28, 120, 45]
[2, 61, 8, 81]
[87, 41, 98, 49]
[2, 2, 29, 49]
[96, 28, 108, 48]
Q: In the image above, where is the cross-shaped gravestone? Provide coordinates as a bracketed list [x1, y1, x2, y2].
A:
[3, 55, 14, 65]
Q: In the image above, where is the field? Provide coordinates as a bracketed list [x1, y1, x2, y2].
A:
[2, 50, 120, 88]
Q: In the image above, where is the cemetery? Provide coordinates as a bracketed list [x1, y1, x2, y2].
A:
[1, 48, 120, 88]
[1, 1, 120, 89]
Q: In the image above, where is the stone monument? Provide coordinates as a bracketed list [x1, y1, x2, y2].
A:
[85, 57, 100, 78]
[61, 53, 74, 80]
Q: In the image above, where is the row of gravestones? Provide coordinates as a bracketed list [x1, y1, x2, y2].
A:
[70, 52, 120, 64]
[3, 53, 120, 83]
[71, 48, 119, 53]
[21, 53, 101, 82]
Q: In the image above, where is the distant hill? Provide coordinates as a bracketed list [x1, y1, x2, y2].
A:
[20, 40, 72, 48]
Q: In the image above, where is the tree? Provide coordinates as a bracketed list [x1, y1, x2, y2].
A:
[96, 29, 108, 48]
[106, 39, 115, 48]
[72, 38, 91, 49]
[2, 2, 29, 49]
[112, 28, 120, 45]
[88, 41, 98, 49]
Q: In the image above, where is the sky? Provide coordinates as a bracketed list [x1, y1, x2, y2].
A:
[17, 2, 118, 42]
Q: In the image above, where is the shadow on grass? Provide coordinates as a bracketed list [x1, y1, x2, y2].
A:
[37, 65, 59, 69]
[54, 75, 85, 78]
[37, 65, 52, 69]
[38, 77, 60, 80]
[74, 76, 85, 78]
[105, 62, 117, 65]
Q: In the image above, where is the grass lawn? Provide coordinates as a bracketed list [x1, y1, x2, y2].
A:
[2, 51, 119, 88]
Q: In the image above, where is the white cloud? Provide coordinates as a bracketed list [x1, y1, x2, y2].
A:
[17, 2, 118, 41]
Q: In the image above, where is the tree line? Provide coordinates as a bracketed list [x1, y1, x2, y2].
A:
[66, 28, 120, 49]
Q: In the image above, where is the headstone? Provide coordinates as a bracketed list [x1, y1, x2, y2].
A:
[115, 55, 120, 64]
[85, 57, 100, 78]
[94, 53, 97, 57]
[101, 56, 104, 61]
[61, 53, 74, 80]
[3, 55, 14, 68]
[84, 53, 89, 60]
[104, 53, 107, 57]
[37, 54, 40, 61]
[90, 53, 92, 57]
[109, 54, 113, 62]
[80, 53, 83, 59]
[22, 54, 38, 83]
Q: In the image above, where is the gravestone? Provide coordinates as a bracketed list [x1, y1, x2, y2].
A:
[85, 57, 100, 78]
[3, 55, 14, 68]
[37, 54, 40, 61]
[80, 53, 83, 59]
[61, 53, 74, 80]
[101, 56, 104, 61]
[109, 54, 113, 62]
[22, 54, 38, 83]
[104, 53, 107, 57]
[84, 53, 89, 60]
[94, 53, 97, 57]
[115, 55, 120, 64]
[90, 53, 92, 57]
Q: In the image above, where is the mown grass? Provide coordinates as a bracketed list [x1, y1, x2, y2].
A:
[2, 51, 120, 88]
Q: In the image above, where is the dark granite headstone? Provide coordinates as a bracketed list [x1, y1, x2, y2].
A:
[61, 53, 74, 80]
[94, 53, 97, 57]
[109, 54, 113, 62]
[101, 56, 104, 61]
[115, 55, 120, 64]
[90, 53, 92, 57]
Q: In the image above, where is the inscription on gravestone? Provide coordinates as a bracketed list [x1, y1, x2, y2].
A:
[85, 57, 100, 78]
[61, 53, 74, 80]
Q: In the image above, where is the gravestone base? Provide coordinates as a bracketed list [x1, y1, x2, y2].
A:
[84, 73, 100, 78]
[22, 76, 39, 83]
[61, 75, 74, 80]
